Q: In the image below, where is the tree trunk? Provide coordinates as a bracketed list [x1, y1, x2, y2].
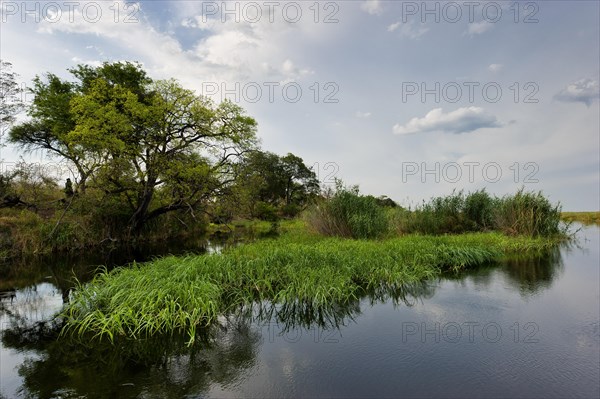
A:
[128, 176, 156, 235]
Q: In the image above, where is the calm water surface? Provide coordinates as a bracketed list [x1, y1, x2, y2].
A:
[1, 226, 599, 398]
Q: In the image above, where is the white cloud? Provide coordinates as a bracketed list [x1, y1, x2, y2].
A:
[361, 0, 383, 15]
[389, 21, 429, 39]
[70, 57, 102, 67]
[393, 107, 502, 135]
[181, 18, 197, 28]
[555, 78, 599, 106]
[467, 21, 494, 35]
[33, 0, 317, 90]
[387, 22, 400, 32]
[356, 111, 372, 118]
[488, 63, 503, 72]
[279, 59, 314, 82]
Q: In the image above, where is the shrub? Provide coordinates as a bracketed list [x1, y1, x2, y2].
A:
[280, 203, 302, 218]
[464, 190, 496, 230]
[209, 204, 234, 224]
[398, 191, 470, 235]
[254, 201, 279, 222]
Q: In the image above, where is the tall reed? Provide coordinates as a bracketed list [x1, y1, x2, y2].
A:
[391, 189, 565, 237]
[306, 184, 388, 239]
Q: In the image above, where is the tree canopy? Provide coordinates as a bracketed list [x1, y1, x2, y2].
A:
[9, 62, 259, 233]
[234, 150, 319, 217]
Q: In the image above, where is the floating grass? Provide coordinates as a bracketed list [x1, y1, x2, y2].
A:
[61, 225, 562, 345]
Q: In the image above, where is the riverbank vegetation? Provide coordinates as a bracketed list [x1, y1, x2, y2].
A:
[61, 219, 563, 345]
[1, 61, 323, 257]
[0, 61, 571, 260]
[60, 183, 569, 343]
[1, 60, 574, 346]
[389, 188, 565, 237]
[560, 212, 600, 225]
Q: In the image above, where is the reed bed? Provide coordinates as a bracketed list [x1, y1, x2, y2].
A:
[560, 212, 600, 225]
[390, 189, 565, 237]
[61, 228, 559, 344]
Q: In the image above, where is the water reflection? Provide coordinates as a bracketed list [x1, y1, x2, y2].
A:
[2, 279, 444, 398]
[11, 319, 261, 399]
[501, 247, 565, 296]
[441, 246, 566, 297]
[0, 232, 592, 398]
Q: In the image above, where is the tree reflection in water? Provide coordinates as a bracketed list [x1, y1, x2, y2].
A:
[2, 281, 440, 398]
[1, 244, 567, 398]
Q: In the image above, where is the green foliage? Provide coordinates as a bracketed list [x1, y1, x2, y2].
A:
[416, 190, 469, 234]
[375, 196, 399, 208]
[0, 60, 24, 132]
[307, 181, 388, 239]
[392, 189, 565, 237]
[463, 189, 495, 230]
[494, 189, 563, 236]
[233, 151, 320, 217]
[61, 224, 559, 345]
[209, 203, 234, 224]
[9, 62, 259, 235]
[281, 203, 302, 218]
[254, 201, 279, 222]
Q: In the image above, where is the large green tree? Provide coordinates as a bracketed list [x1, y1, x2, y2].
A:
[10, 62, 151, 192]
[235, 151, 319, 216]
[10, 62, 258, 234]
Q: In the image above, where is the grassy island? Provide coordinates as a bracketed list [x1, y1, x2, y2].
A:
[62, 219, 563, 345]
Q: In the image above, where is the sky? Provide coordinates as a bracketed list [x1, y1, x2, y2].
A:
[0, 0, 599, 210]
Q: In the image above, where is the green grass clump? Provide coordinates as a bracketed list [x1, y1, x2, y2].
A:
[306, 183, 388, 239]
[61, 225, 559, 345]
[494, 189, 563, 236]
[561, 212, 600, 225]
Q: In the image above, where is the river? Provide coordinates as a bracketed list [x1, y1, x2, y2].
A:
[1, 225, 598, 398]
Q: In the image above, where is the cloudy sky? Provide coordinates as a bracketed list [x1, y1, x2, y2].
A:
[1, 0, 598, 210]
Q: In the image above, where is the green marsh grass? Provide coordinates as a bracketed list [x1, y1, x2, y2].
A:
[61, 223, 561, 345]
[391, 189, 565, 237]
[306, 185, 388, 239]
[561, 212, 600, 225]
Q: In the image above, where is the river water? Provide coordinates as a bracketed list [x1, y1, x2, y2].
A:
[1, 225, 598, 398]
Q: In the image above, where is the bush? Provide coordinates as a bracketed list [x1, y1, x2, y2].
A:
[307, 183, 388, 239]
[397, 191, 470, 235]
[254, 201, 279, 222]
[209, 204, 234, 224]
[281, 203, 302, 218]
